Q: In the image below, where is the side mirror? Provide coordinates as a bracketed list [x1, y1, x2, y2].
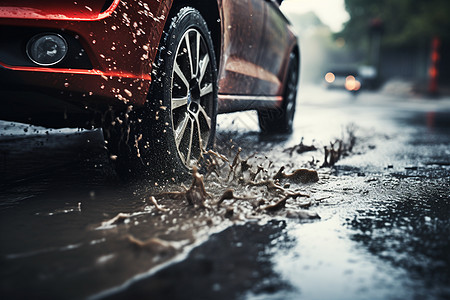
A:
[276, 0, 284, 4]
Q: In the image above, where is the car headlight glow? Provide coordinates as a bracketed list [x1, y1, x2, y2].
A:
[325, 72, 335, 83]
[26, 33, 68, 66]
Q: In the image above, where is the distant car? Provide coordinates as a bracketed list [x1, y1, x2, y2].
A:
[324, 68, 361, 93]
[0, 0, 299, 178]
[324, 65, 379, 93]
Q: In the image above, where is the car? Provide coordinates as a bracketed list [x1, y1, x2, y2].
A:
[324, 65, 379, 93]
[0, 0, 299, 179]
[324, 67, 361, 93]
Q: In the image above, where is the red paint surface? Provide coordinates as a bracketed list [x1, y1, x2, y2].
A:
[0, 0, 172, 107]
[0, 0, 121, 21]
[0, 0, 297, 125]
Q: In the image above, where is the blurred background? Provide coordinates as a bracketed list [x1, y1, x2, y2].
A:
[280, 0, 450, 96]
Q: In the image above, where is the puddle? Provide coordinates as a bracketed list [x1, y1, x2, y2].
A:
[1, 87, 449, 299]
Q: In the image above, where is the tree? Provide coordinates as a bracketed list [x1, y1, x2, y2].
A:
[339, 0, 450, 48]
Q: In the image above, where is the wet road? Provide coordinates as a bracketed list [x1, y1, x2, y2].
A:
[1, 86, 449, 299]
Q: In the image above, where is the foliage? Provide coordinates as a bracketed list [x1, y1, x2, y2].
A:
[339, 0, 450, 48]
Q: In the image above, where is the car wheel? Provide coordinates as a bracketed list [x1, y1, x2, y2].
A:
[103, 7, 218, 180]
[258, 53, 299, 134]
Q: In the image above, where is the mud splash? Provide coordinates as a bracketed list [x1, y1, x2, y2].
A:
[96, 145, 325, 276]
[95, 127, 361, 296]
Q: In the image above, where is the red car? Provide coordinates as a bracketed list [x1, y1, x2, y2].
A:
[0, 0, 299, 178]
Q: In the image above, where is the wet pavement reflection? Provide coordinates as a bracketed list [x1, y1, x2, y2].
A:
[1, 86, 449, 299]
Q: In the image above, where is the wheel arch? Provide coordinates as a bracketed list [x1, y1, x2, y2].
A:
[169, 0, 222, 71]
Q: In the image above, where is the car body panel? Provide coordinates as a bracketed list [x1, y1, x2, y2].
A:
[0, 0, 172, 116]
[0, 0, 298, 127]
[217, 0, 297, 113]
[0, 0, 121, 21]
[217, 0, 264, 96]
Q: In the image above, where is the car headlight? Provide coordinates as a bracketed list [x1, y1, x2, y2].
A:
[26, 33, 68, 66]
[325, 72, 335, 83]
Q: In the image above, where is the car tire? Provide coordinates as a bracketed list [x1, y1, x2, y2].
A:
[103, 7, 218, 180]
[258, 53, 299, 134]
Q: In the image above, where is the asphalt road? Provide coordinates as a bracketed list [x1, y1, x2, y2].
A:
[1, 85, 449, 299]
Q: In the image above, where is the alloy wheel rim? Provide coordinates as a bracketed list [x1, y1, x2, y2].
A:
[170, 28, 214, 167]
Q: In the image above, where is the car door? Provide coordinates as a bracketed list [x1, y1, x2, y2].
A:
[217, 0, 265, 112]
[256, 0, 293, 96]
